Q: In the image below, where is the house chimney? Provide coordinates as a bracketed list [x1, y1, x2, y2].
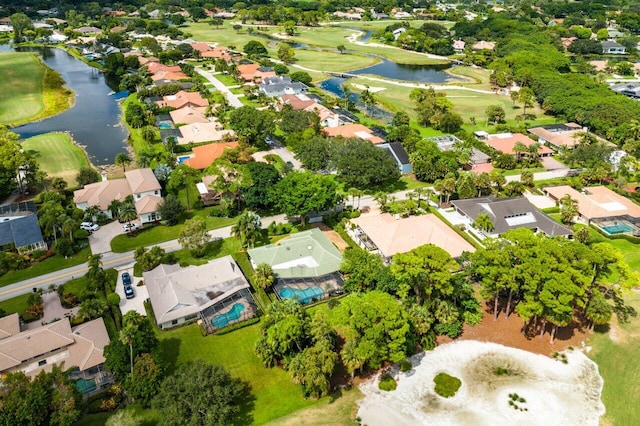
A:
[101, 172, 107, 182]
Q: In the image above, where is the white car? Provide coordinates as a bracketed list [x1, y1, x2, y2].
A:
[80, 222, 99, 232]
[122, 223, 141, 232]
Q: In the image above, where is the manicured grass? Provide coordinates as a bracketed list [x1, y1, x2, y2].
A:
[110, 210, 238, 252]
[0, 248, 90, 288]
[21, 132, 89, 187]
[157, 323, 319, 425]
[588, 292, 640, 426]
[289, 49, 377, 73]
[0, 52, 72, 126]
[264, 386, 362, 426]
[0, 52, 45, 125]
[0, 293, 31, 316]
[604, 238, 640, 271]
[76, 404, 161, 426]
[212, 73, 237, 86]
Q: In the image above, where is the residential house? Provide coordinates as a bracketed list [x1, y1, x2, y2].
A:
[392, 27, 407, 40]
[258, 76, 308, 98]
[200, 46, 232, 61]
[479, 132, 553, 158]
[601, 40, 626, 54]
[190, 42, 213, 54]
[138, 56, 159, 66]
[76, 26, 101, 35]
[610, 82, 640, 99]
[0, 315, 112, 393]
[177, 122, 235, 145]
[544, 185, 640, 224]
[185, 141, 239, 170]
[237, 63, 276, 82]
[527, 123, 594, 151]
[371, 10, 389, 20]
[472, 40, 496, 51]
[395, 11, 412, 19]
[305, 103, 340, 128]
[144, 256, 256, 331]
[350, 213, 475, 261]
[156, 91, 209, 109]
[323, 123, 385, 144]
[73, 168, 163, 223]
[0, 211, 47, 254]
[280, 93, 317, 110]
[377, 142, 413, 174]
[332, 11, 362, 20]
[451, 196, 573, 237]
[453, 40, 466, 53]
[430, 135, 491, 169]
[169, 106, 209, 125]
[561, 37, 577, 50]
[146, 63, 188, 82]
[248, 229, 344, 304]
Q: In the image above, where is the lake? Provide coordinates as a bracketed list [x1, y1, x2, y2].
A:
[0, 45, 129, 166]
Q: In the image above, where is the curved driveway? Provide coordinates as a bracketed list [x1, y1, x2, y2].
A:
[195, 67, 244, 108]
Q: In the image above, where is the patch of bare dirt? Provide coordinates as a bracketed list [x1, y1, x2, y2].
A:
[312, 223, 349, 252]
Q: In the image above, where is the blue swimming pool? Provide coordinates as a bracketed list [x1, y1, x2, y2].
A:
[602, 222, 635, 235]
[279, 286, 324, 304]
[177, 155, 191, 164]
[211, 303, 245, 328]
[158, 122, 173, 129]
[75, 378, 97, 394]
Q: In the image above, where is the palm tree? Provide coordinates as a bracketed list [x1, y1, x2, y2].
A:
[359, 88, 377, 117]
[520, 170, 534, 187]
[628, 118, 640, 140]
[474, 213, 494, 233]
[120, 323, 137, 375]
[106, 200, 120, 221]
[433, 179, 444, 206]
[559, 194, 578, 224]
[442, 176, 456, 204]
[119, 202, 138, 229]
[115, 152, 132, 172]
[373, 191, 389, 211]
[62, 218, 76, 242]
[527, 142, 541, 164]
[513, 142, 527, 163]
[231, 211, 262, 248]
[84, 205, 100, 223]
[341, 340, 365, 380]
[51, 177, 67, 192]
[254, 263, 275, 290]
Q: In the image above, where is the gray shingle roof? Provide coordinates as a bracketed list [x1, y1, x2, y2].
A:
[451, 196, 573, 237]
[0, 213, 45, 249]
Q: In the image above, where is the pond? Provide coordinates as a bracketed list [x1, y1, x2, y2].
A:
[0, 44, 129, 166]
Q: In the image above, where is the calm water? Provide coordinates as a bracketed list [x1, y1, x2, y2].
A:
[1, 45, 128, 165]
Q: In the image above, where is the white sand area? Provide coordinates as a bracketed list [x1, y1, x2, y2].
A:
[352, 83, 386, 93]
[357, 340, 604, 426]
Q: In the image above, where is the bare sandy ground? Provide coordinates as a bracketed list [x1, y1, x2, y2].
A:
[357, 340, 604, 426]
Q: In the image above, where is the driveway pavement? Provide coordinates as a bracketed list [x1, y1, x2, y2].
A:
[540, 156, 568, 171]
[89, 221, 125, 254]
[195, 67, 243, 108]
[115, 265, 149, 317]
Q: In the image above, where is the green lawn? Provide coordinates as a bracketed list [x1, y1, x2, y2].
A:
[157, 323, 319, 425]
[21, 132, 89, 187]
[110, 211, 237, 253]
[604, 238, 640, 271]
[588, 291, 640, 426]
[0, 248, 90, 288]
[0, 53, 46, 125]
[0, 293, 31, 317]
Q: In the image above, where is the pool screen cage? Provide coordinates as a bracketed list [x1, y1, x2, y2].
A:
[591, 215, 640, 236]
[274, 272, 345, 304]
[199, 288, 258, 335]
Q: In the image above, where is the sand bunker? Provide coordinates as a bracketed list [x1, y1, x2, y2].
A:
[357, 340, 604, 426]
[351, 83, 386, 93]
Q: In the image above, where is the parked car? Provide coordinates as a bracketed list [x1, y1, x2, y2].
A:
[124, 285, 135, 299]
[121, 272, 131, 286]
[80, 222, 99, 232]
[122, 223, 141, 232]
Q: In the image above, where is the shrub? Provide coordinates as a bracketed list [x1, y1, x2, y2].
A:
[213, 317, 261, 335]
[378, 374, 397, 391]
[433, 372, 461, 398]
[433, 321, 463, 338]
[106, 293, 121, 306]
[400, 360, 412, 372]
[61, 293, 79, 308]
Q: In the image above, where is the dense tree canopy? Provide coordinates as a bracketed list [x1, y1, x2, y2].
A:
[271, 171, 339, 226]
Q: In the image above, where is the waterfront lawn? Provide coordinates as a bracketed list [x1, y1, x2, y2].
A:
[0, 248, 90, 288]
[0, 53, 45, 125]
[21, 132, 89, 187]
[110, 211, 238, 252]
[157, 323, 319, 425]
[588, 291, 640, 426]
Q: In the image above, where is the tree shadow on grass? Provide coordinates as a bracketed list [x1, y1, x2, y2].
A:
[159, 337, 181, 374]
[231, 379, 256, 426]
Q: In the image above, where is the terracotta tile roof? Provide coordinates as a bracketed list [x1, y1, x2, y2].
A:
[184, 142, 239, 169]
[191, 42, 212, 53]
[280, 94, 316, 110]
[177, 123, 235, 145]
[138, 56, 159, 66]
[169, 106, 209, 125]
[323, 124, 384, 144]
[0, 314, 20, 341]
[485, 133, 553, 156]
[157, 90, 209, 109]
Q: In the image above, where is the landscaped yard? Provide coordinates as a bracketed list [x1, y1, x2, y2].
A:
[157, 323, 319, 424]
[21, 132, 89, 187]
[0, 248, 90, 288]
[0, 293, 31, 317]
[110, 212, 238, 253]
